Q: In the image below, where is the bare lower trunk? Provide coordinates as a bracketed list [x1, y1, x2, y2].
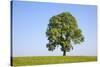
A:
[63, 50, 66, 56]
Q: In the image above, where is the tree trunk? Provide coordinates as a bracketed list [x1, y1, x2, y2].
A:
[63, 50, 66, 56]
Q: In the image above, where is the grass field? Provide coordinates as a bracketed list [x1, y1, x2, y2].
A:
[12, 56, 97, 66]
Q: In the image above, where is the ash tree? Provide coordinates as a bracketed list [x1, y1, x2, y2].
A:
[46, 12, 84, 56]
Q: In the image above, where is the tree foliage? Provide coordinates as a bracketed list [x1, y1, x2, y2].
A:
[46, 12, 84, 56]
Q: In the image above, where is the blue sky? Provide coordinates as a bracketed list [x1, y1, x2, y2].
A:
[12, 1, 97, 56]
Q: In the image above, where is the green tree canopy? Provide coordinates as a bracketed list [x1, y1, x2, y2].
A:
[46, 12, 84, 56]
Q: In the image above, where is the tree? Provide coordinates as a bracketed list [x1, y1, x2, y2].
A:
[46, 12, 84, 56]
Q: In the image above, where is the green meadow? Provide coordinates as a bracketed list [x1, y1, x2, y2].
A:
[12, 56, 97, 66]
